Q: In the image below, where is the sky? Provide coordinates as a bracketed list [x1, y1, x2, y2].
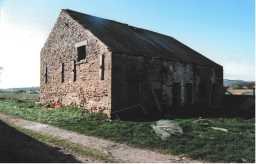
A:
[0, 0, 255, 88]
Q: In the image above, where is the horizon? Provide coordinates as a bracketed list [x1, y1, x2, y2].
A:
[1, 79, 255, 90]
[0, 0, 255, 88]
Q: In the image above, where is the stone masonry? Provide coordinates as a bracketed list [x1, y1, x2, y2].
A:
[40, 10, 112, 116]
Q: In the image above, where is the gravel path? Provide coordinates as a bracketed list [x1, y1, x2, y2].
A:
[0, 113, 201, 163]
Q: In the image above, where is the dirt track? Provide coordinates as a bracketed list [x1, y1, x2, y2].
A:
[0, 113, 201, 163]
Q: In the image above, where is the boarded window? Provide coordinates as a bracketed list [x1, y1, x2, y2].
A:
[199, 82, 207, 98]
[210, 83, 216, 105]
[172, 83, 181, 107]
[73, 60, 77, 81]
[45, 66, 48, 84]
[185, 83, 193, 104]
[77, 45, 86, 61]
[61, 63, 64, 83]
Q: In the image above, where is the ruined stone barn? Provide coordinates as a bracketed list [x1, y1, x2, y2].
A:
[40, 9, 223, 119]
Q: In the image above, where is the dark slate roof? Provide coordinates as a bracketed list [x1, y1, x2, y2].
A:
[64, 9, 221, 67]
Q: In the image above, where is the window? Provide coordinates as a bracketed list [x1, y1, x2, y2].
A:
[61, 63, 64, 83]
[44, 66, 48, 84]
[73, 60, 77, 81]
[99, 54, 104, 80]
[77, 45, 86, 61]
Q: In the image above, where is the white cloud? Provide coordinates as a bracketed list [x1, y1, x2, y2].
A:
[0, 8, 48, 88]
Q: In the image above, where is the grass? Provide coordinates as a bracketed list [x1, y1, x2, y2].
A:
[13, 126, 114, 162]
[0, 91, 38, 102]
[0, 92, 254, 162]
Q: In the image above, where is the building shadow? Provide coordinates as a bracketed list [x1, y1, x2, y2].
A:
[114, 95, 255, 121]
[167, 95, 255, 119]
[0, 120, 80, 163]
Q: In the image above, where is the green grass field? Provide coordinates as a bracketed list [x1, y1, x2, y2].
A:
[0, 91, 254, 162]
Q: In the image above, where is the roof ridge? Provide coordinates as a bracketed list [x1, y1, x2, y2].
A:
[63, 9, 172, 37]
[63, 9, 129, 26]
[61, 9, 221, 67]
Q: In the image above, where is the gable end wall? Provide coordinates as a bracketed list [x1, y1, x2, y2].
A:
[40, 11, 112, 117]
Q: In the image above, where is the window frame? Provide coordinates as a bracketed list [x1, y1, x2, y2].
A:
[75, 40, 87, 62]
[77, 45, 86, 61]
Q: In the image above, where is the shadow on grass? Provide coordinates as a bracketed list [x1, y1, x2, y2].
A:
[0, 120, 80, 163]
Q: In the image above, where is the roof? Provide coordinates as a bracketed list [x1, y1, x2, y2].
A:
[63, 9, 222, 68]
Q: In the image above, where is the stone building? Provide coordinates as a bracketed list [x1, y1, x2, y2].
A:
[40, 9, 223, 119]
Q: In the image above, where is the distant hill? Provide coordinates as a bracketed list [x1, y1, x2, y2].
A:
[224, 79, 254, 88]
[0, 87, 39, 93]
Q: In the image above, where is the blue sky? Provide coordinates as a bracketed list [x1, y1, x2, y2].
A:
[0, 0, 254, 88]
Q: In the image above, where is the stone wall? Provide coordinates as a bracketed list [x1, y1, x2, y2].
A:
[40, 11, 112, 116]
[112, 53, 223, 119]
